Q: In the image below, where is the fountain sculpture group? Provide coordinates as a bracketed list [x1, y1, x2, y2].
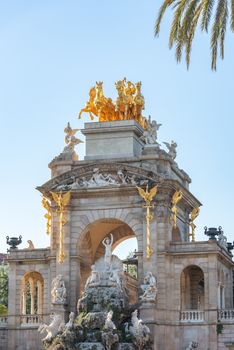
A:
[38, 235, 154, 350]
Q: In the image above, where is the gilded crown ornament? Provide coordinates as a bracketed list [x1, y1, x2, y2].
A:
[78, 79, 148, 129]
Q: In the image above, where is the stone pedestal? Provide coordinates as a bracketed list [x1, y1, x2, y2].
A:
[82, 120, 145, 160]
[51, 303, 69, 322]
[142, 144, 160, 155]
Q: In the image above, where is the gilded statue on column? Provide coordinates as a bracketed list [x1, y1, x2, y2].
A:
[50, 191, 71, 264]
[78, 78, 148, 129]
[189, 207, 200, 242]
[171, 190, 183, 228]
[136, 185, 158, 258]
[42, 196, 52, 235]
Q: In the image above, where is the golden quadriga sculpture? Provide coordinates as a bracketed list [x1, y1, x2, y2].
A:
[79, 78, 148, 129]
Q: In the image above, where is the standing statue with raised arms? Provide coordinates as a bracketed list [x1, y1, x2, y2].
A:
[102, 233, 114, 268]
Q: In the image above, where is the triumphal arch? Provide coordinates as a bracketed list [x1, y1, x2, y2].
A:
[1, 79, 234, 350]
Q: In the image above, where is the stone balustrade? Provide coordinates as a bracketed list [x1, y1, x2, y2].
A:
[20, 314, 44, 326]
[180, 310, 204, 322]
[218, 309, 234, 322]
[0, 316, 8, 327]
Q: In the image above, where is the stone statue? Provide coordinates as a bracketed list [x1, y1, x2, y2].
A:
[185, 341, 198, 350]
[140, 272, 157, 302]
[63, 122, 84, 153]
[51, 275, 67, 304]
[102, 310, 119, 350]
[163, 140, 177, 160]
[102, 233, 114, 268]
[218, 230, 228, 249]
[90, 168, 113, 187]
[38, 314, 62, 341]
[65, 312, 75, 331]
[26, 240, 35, 249]
[128, 310, 152, 350]
[109, 267, 123, 292]
[104, 310, 116, 331]
[141, 115, 162, 145]
[85, 265, 101, 288]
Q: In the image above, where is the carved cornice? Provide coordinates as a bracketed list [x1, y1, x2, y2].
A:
[37, 162, 163, 195]
[37, 162, 201, 209]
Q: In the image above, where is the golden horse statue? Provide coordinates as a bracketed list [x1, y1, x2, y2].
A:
[78, 79, 147, 128]
[78, 86, 97, 120]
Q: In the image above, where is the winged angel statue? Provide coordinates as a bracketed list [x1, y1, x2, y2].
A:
[50, 191, 71, 263]
[137, 185, 158, 258]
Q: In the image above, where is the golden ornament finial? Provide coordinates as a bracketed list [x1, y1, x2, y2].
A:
[189, 207, 200, 242]
[50, 191, 71, 264]
[78, 79, 148, 128]
[171, 190, 183, 228]
[137, 185, 158, 258]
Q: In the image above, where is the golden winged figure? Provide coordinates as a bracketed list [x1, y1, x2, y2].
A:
[136, 185, 158, 205]
[191, 207, 200, 222]
[189, 207, 200, 242]
[50, 191, 71, 264]
[50, 191, 71, 208]
[172, 190, 183, 205]
[42, 196, 52, 235]
[136, 185, 158, 259]
[171, 190, 183, 228]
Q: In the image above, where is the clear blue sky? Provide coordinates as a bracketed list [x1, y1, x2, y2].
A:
[0, 1, 233, 257]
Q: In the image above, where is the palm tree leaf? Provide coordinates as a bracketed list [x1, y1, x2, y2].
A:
[181, 0, 201, 40]
[219, 0, 228, 59]
[186, 3, 203, 68]
[211, 0, 226, 70]
[169, 0, 191, 48]
[201, 0, 215, 31]
[155, 0, 177, 36]
[231, 0, 234, 31]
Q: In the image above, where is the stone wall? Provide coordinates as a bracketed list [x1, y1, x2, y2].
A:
[218, 324, 234, 349]
[7, 327, 43, 350]
[0, 328, 8, 350]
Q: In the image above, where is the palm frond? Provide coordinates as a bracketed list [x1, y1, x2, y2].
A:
[169, 0, 190, 48]
[155, 0, 177, 36]
[201, 0, 215, 31]
[231, 0, 234, 31]
[219, 0, 228, 58]
[186, 3, 203, 68]
[181, 0, 201, 39]
[211, 0, 226, 70]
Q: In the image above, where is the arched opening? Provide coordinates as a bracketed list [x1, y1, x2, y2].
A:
[78, 218, 139, 304]
[181, 265, 205, 310]
[20, 271, 44, 316]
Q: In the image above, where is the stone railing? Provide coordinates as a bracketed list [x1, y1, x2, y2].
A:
[0, 316, 8, 327]
[20, 314, 43, 326]
[180, 310, 204, 322]
[218, 309, 234, 322]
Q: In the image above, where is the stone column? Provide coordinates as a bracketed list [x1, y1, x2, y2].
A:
[29, 278, 35, 315]
[37, 281, 43, 315]
[21, 288, 26, 315]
